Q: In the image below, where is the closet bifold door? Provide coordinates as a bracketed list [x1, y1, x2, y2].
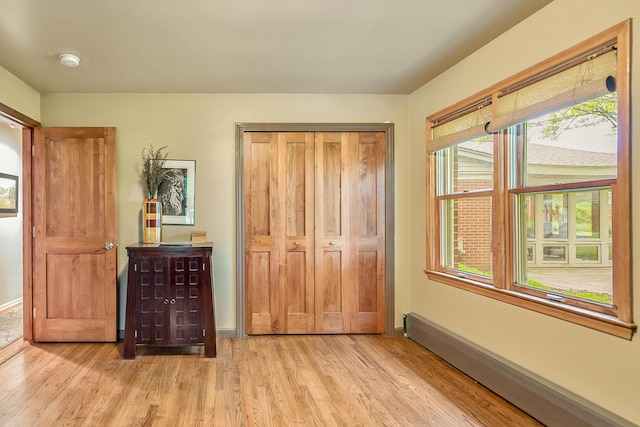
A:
[315, 132, 386, 334]
[244, 132, 315, 334]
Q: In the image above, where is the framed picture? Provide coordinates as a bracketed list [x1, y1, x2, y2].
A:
[0, 173, 18, 214]
[158, 160, 195, 225]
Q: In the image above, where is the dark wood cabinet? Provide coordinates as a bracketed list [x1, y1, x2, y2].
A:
[123, 243, 216, 359]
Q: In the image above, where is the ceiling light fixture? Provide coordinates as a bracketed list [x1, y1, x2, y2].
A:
[59, 53, 80, 67]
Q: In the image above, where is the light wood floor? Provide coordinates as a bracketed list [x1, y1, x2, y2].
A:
[0, 335, 541, 426]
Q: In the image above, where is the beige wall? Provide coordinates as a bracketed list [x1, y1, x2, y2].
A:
[40, 93, 411, 334]
[408, 0, 640, 423]
[0, 65, 40, 122]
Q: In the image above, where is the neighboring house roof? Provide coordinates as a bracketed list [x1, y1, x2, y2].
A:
[459, 140, 616, 167]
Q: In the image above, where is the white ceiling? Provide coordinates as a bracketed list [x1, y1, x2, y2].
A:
[0, 0, 552, 95]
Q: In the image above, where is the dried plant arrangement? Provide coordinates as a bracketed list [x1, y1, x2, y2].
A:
[140, 144, 169, 198]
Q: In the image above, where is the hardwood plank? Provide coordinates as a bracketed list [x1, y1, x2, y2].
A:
[0, 336, 541, 426]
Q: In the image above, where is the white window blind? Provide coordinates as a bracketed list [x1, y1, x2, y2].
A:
[486, 49, 616, 133]
[428, 101, 491, 153]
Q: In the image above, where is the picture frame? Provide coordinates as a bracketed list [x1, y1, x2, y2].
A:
[157, 160, 195, 225]
[0, 173, 18, 214]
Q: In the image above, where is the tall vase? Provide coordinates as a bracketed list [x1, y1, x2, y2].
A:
[142, 198, 162, 243]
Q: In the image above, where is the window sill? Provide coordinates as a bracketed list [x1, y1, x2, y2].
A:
[424, 270, 637, 340]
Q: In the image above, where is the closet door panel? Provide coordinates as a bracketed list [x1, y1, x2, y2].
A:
[357, 252, 378, 312]
[319, 251, 345, 332]
[349, 132, 386, 333]
[315, 133, 349, 333]
[357, 139, 380, 236]
[280, 133, 315, 333]
[245, 132, 315, 334]
[248, 251, 273, 334]
[284, 251, 311, 333]
[249, 136, 272, 235]
[244, 132, 277, 334]
[286, 140, 307, 235]
[356, 251, 381, 331]
[321, 138, 342, 235]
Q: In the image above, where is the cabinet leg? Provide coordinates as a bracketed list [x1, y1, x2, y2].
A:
[204, 338, 217, 358]
[123, 335, 136, 359]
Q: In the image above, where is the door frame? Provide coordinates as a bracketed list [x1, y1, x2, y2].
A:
[0, 103, 40, 342]
[235, 123, 395, 337]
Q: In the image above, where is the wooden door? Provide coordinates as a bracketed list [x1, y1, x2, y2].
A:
[314, 132, 386, 333]
[33, 127, 117, 342]
[244, 132, 315, 334]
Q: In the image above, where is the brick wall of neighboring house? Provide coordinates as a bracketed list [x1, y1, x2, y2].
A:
[453, 179, 493, 274]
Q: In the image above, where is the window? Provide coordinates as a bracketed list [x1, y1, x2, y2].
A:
[511, 114, 614, 310]
[437, 138, 494, 280]
[425, 21, 635, 339]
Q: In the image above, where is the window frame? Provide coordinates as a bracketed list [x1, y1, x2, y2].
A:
[425, 20, 635, 339]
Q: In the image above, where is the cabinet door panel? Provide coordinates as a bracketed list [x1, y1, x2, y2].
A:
[136, 256, 168, 344]
[153, 300, 168, 342]
[171, 256, 204, 345]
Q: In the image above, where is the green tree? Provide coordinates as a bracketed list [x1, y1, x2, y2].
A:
[531, 93, 617, 140]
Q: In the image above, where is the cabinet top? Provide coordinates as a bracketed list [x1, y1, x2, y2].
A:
[126, 242, 213, 253]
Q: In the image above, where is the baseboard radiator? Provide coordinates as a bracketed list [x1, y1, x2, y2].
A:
[405, 312, 632, 427]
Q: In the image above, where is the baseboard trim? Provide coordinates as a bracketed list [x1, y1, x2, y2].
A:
[216, 328, 237, 338]
[405, 312, 633, 427]
[0, 298, 23, 314]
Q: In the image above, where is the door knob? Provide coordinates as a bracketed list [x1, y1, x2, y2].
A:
[104, 242, 114, 250]
[295, 241, 300, 247]
[330, 241, 336, 246]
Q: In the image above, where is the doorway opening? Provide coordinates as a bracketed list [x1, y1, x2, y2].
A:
[0, 103, 39, 357]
